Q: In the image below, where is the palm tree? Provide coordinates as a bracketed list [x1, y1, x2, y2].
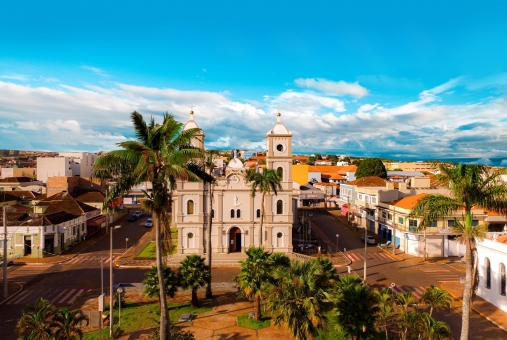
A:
[93, 111, 203, 340]
[235, 246, 272, 320]
[53, 308, 89, 340]
[16, 298, 58, 340]
[394, 291, 418, 340]
[204, 150, 217, 299]
[332, 276, 379, 340]
[373, 288, 394, 340]
[265, 260, 330, 340]
[246, 168, 282, 245]
[417, 312, 452, 340]
[178, 254, 210, 307]
[410, 163, 507, 340]
[143, 266, 179, 310]
[420, 285, 453, 317]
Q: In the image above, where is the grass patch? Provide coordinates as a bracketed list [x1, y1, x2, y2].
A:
[237, 313, 271, 330]
[83, 299, 214, 339]
[137, 241, 178, 258]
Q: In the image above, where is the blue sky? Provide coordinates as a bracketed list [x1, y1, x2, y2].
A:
[1, 1, 507, 165]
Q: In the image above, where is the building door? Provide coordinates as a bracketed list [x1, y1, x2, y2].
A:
[229, 227, 242, 253]
[24, 236, 32, 256]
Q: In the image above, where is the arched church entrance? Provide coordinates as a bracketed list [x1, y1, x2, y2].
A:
[229, 227, 242, 253]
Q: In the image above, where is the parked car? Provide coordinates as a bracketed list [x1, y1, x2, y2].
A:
[361, 235, 376, 245]
[127, 215, 137, 222]
[133, 211, 142, 218]
[145, 218, 153, 227]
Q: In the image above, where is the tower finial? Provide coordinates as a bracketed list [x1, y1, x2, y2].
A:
[277, 108, 281, 122]
[190, 104, 194, 119]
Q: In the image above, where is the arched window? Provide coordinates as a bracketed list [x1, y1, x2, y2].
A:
[236, 209, 241, 218]
[187, 200, 194, 215]
[277, 167, 284, 181]
[276, 200, 283, 215]
[230, 209, 235, 218]
[211, 209, 215, 219]
[485, 257, 491, 289]
[500, 263, 506, 296]
[256, 209, 261, 218]
[187, 232, 194, 248]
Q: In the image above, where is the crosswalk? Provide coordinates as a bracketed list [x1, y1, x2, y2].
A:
[3, 264, 54, 286]
[6, 287, 93, 305]
[419, 267, 461, 282]
[345, 251, 394, 262]
[299, 212, 334, 219]
[62, 255, 118, 265]
[392, 285, 426, 299]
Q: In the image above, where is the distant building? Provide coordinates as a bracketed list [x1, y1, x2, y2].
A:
[477, 235, 507, 313]
[0, 167, 36, 179]
[37, 152, 98, 183]
[383, 161, 437, 172]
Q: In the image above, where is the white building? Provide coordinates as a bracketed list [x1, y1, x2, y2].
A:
[172, 111, 295, 254]
[477, 235, 507, 313]
[37, 152, 98, 183]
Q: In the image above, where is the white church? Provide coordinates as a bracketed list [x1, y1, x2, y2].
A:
[171, 111, 296, 255]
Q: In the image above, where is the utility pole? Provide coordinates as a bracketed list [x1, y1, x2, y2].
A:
[3, 206, 8, 299]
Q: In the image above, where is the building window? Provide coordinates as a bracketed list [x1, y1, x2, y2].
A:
[387, 213, 393, 220]
[187, 233, 194, 248]
[371, 197, 377, 204]
[277, 232, 283, 238]
[236, 209, 241, 218]
[187, 200, 194, 215]
[430, 221, 438, 228]
[398, 217, 404, 224]
[485, 257, 491, 289]
[256, 209, 261, 218]
[472, 220, 479, 226]
[211, 209, 215, 219]
[230, 209, 235, 218]
[500, 263, 506, 296]
[447, 220, 455, 227]
[277, 167, 283, 181]
[409, 219, 418, 233]
[276, 200, 283, 214]
[382, 211, 387, 219]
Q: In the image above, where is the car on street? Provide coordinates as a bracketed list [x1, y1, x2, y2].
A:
[361, 235, 376, 245]
[127, 215, 137, 222]
[133, 211, 142, 218]
[145, 218, 153, 227]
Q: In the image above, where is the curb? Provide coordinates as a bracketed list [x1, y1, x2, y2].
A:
[0, 283, 24, 305]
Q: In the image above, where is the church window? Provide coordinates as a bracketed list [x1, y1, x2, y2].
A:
[276, 144, 284, 152]
[256, 209, 261, 218]
[230, 209, 235, 218]
[277, 232, 283, 238]
[276, 200, 283, 214]
[211, 209, 215, 219]
[500, 263, 506, 296]
[187, 200, 194, 215]
[485, 257, 491, 289]
[236, 209, 241, 218]
[277, 167, 283, 181]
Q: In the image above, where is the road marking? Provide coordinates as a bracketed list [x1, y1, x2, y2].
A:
[392, 285, 426, 299]
[63, 255, 117, 265]
[345, 252, 395, 262]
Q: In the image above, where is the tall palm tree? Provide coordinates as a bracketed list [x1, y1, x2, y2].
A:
[204, 150, 217, 299]
[246, 168, 282, 245]
[265, 260, 330, 340]
[143, 266, 179, 310]
[410, 163, 507, 340]
[373, 288, 394, 340]
[93, 111, 203, 340]
[235, 246, 272, 320]
[178, 254, 210, 308]
[53, 308, 89, 340]
[16, 298, 58, 340]
[420, 285, 453, 317]
[417, 312, 452, 340]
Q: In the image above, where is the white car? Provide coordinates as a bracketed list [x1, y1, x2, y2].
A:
[361, 235, 376, 245]
[133, 211, 142, 218]
[145, 218, 153, 227]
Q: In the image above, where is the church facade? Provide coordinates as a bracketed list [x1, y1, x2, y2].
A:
[172, 112, 295, 254]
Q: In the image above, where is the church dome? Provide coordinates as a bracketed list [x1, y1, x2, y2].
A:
[183, 110, 200, 131]
[228, 158, 243, 169]
[267, 112, 292, 135]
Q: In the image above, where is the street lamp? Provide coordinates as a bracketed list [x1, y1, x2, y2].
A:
[336, 234, 339, 253]
[116, 287, 124, 328]
[109, 225, 121, 339]
[125, 238, 129, 253]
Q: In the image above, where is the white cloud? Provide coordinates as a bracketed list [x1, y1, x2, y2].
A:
[1, 74, 30, 81]
[294, 78, 368, 97]
[81, 65, 109, 77]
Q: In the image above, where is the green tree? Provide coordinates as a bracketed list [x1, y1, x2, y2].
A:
[373, 288, 395, 340]
[178, 255, 210, 308]
[417, 312, 452, 340]
[16, 298, 58, 340]
[246, 168, 282, 245]
[394, 291, 418, 340]
[333, 278, 379, 340]
[265, 260, 331, 340]
[204, 151, 217, 299]
[355, 158, 387, 179]
[235, 247, 273, 320]
[419, 285, 453, 317]
[410, 163, 507, 340]
[53, 308, 89, 340]
[143, 266, 179, 310]
[93, 111, 203, 340]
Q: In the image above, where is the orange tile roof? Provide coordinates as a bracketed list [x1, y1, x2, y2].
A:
[330, 174, 346, 180]
[392, 193, 427, 209]
[496, 235, 507, 244]
[346, 176, 388, 187]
